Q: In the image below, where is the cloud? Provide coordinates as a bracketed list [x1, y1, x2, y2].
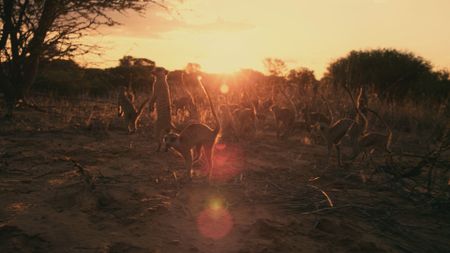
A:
[101, 11, 255, 39]
[189, 18, 255, 32]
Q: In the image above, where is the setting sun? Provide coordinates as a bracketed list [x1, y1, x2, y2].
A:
[220, 83, 230, 94]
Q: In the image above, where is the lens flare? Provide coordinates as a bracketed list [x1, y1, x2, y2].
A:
[210, 143, 244, 182]
[197, 198, 233, 240]
[220, 83, 230, 94]
[209, 198, 223, 211]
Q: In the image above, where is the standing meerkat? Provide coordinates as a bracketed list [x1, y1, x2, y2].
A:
[349, 108, 393, 160]
[162, 76, 221, 181]
[118, 86, 132, 117]
[219, 104, 239, 142]
[302, 106, 331, 128]
[317, 118, 355, 166]
[232, 106, 257, 138]
[149, 67, 175, 151]
[172, 96, 195, 116]
[117, 86, 149, 133]
[270, 104, 296, 139]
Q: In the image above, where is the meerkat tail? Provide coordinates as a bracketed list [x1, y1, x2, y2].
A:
[197, 78, 220, 134]
[137, 98, 150, 117]
[344, 86, 368, 127]
[366, 108, 393, 147]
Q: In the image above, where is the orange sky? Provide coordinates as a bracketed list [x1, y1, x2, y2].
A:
[79, 0, 450, 77]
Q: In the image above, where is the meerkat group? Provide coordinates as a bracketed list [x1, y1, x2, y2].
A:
[114, 65, 394, 179]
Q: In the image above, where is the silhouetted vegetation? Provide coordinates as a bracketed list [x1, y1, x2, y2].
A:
[324, 49, 450, 104]
[0, 0, 163, 118]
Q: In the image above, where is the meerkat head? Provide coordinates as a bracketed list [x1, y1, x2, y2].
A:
[312, 122, 327, 133]
[162, 132, 181, 151]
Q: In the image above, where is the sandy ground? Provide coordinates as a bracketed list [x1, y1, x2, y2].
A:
[1, 107, 450, 253]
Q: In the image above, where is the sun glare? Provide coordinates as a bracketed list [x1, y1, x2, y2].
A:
[220, 83, 230, 94]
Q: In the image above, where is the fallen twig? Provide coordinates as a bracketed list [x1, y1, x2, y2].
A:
[301, 205, 353, 215]
[307, 184, 334, 207]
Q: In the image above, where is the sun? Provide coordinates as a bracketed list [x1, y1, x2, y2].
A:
[220, 83, 230, 94]
[202, 58, 241, 74]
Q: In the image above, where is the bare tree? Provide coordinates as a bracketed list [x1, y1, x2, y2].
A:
[0, 0, 165, 119]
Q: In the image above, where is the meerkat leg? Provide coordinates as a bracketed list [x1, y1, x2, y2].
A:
[203, 143, 214, 180]
[155, 124, 167, 152]
[193, 144, 202, 163]
[130, 119, 139, 134]
[128, 123, 133, 134]
[127, 118, 135, 134]
[154, 123, 161, 151]
[385, 147, 393, 164]
[157, 131, 168, 152]
[275, 120, 281, 139]
[182, 149, 194, 180]
[326, 142, 333, 165]
[282, 122, 292, 139]
[118, 106, 124, 117]
[336, 144, 342, 166]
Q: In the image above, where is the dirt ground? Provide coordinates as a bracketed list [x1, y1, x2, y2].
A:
[1, 107, 450, 253]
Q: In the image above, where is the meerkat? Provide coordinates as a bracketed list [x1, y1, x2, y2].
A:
[162, 76, 221, 181]
[308, 111, 331, 128]
[279, 85, 299, 119]
[302, 105, 331, 128]
[118, 86, 132, 117]
[270, 104, 296, 139]
[219, 104, 239, 142]
[262, 98, 274, 110]
[172, 96, 195, 116]
[349, 108, 393, 160]
[316, 118, 355, 166]
[172, 96, 197, 124]
[149, 67, 175, 151]
[233, 106, 257, 138]
[255, 98, 273, 128]
[117, 86, 149, 133]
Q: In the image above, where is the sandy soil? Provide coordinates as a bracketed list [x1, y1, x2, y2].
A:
[1, 108, 449, 253]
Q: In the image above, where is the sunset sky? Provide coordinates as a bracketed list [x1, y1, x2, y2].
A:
[80, 0, 450, 77]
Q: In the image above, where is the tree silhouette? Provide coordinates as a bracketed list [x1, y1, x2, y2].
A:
[109, 55, 155, 92]
[324, 49, 449, 104]
[287, 67, 317, 98]
[0, 0, 163, 118]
